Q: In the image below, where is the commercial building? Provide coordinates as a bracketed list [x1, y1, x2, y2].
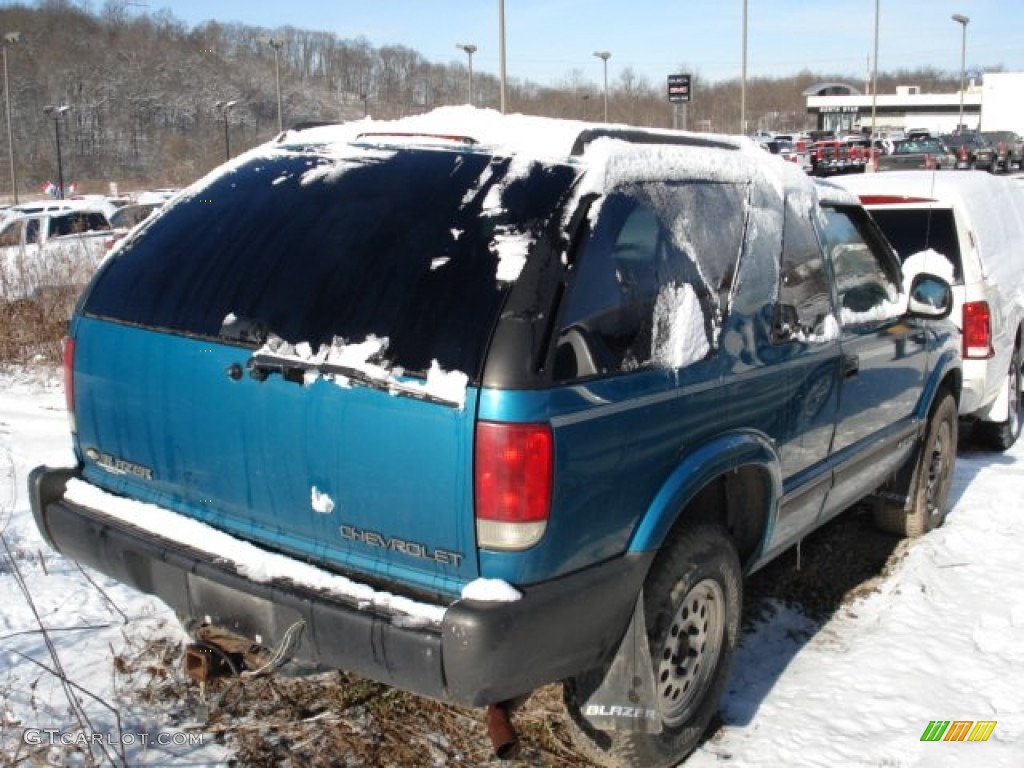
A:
[804, 72, 1024, 136]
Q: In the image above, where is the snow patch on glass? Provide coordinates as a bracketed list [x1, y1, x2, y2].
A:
[297, 149, 397, 186]
[651, 282, 710, 369]
[839, 300, 904, 326]
[795, 314, 841, 344]
[491, 230, 532, 283]
[256, 333, 469, 409]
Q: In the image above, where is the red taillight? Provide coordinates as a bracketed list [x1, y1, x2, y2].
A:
[962, 301, 993, 359]
[62, 336, 77, 433]
[475, 421, 552, 550]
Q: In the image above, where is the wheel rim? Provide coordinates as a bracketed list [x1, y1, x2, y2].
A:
[925, 418, 953, 517]
[656, 578, 725, 727]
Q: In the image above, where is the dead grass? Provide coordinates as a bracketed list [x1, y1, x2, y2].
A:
[113, 630, 592, 768]
[0, 296, 71, 364]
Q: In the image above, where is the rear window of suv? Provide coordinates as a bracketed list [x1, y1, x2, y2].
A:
[866, 207, 963, 283]
[82, 147, 578, 380]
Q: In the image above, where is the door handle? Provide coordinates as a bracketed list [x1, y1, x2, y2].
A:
[842, 354, 860, 378]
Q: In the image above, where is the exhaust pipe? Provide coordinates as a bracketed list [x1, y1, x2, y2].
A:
[486, 701, 519, 760]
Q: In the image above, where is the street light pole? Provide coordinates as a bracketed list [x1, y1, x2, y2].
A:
[2, 31, 19, 204]
[456, 43, 477, 105]
[498, 0, 507, 114]
[43, 104, 70, 200]
[593, 51, 611, 121]
[870, 0, 879, 139]
[952, 14, 970, 133]
[741, 0, 748, 135]
[264, 37, 285, 133]
[215, 100, 237, 162]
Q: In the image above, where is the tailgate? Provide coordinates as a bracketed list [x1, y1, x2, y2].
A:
[73, 318, 479, 597]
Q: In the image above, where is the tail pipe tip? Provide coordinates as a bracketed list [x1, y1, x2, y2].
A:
[486, 701, 520, 760]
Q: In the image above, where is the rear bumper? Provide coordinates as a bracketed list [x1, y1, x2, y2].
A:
[29, 465, 651, 708]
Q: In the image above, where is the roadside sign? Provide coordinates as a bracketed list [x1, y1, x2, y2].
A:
[668, 74, 691, 103]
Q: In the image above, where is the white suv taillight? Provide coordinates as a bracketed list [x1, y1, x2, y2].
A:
[63, 336, 77, 434]
[962, 301, 994, 359]
[474, 421, 552, 550]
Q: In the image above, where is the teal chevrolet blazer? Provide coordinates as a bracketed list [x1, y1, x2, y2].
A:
[30, 110, 961, 767]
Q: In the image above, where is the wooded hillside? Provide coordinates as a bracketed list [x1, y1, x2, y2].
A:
[0, 1, 965, 197]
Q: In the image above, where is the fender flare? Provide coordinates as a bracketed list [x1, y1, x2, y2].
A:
[627, 430, 783, 556]
[918, 348, 962, 420]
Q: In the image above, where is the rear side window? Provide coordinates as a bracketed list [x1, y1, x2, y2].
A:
[868, 208, 963, 283]
[82, 149, 577, 381]
[554, 180, 745, 379]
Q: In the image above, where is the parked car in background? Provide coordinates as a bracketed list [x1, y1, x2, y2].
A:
[103, 202, 165, 252]
[944, 133, 997, 171]
[0, 206, 112, 303]
[980, 130, 1024, 172]
[875, 137, 956, 172]
[109, 202, 161, 230]
[837, 170, 1024, 449]
[30, 109, 960, 768]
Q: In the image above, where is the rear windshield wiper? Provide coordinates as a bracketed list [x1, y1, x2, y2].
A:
[245, 352, 455, 407]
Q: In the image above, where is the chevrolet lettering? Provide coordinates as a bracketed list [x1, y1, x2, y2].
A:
[339, 524, 464, 568]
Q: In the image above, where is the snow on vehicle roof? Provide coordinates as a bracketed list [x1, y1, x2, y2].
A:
[814, 178, 865, 207]
[186, 106, 818, 205]
[275, 105, 753, 163]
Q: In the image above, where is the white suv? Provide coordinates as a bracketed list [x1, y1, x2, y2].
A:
[837, 170, 1024, 449]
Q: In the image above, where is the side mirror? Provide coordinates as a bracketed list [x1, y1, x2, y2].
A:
[906, 272, 953, 320]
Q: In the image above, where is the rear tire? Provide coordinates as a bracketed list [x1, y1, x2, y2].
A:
[976, 345, 1022, 451]
[562, 525, 742, 768]
[873, 392, 957, 537]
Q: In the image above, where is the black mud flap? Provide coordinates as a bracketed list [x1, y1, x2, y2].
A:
[579, 591, 662, 734]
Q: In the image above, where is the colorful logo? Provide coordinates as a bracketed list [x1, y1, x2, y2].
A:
[921, 721, 997, 742]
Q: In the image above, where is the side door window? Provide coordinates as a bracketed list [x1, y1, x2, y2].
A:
[24, 218, 40, 245]
[822, 206, 902, 325]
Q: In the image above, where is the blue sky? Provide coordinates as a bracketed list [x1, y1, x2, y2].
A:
[142, 1, 1019, 86]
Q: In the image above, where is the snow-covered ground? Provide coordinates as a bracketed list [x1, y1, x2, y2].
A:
[0, 365, 1021, 767]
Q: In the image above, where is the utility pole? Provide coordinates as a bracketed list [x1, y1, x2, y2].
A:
[593, 51, 611, 121]
[264, 37, 285, 132]
[456, 43, 477, 105]
[2, 32, 19, 203]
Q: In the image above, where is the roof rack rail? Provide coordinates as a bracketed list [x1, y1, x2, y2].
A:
[569, 127, 738, 156]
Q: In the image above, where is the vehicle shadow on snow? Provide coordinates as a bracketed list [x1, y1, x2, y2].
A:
[715, 505, 902, 731]
[944, 423, 1018, 512]
[708, 428, 1012, 735]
